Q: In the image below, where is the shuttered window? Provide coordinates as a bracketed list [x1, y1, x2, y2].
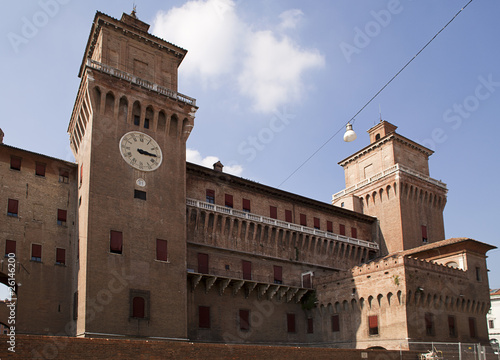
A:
[199, 306, 210, 328]
[7, 199, 18, 217]
[206, 189, 215, 204]
[285, 210, 292, 222]
[132, 297, 145, 318]
[225, 194, 233, 208]
[35, 163, 46, 177]
[327, 221, 333, 233]
[351, 227, 357, 238]
[307, 318, 314, 334]
[10, 156, 21, 171]
[422, 225, 428, 242]
[32, 244, 42, 262]
[270, 206, 278, 219]
[57, 209, 67, 225]
[156, 239, 168, 261]
[242, 199, 251, 212]
[300, 214, 307, 226]
[242, 260, 252, 280]
[56, 248, 66, 265]
[469, 317, 476, 338]
[331, 315, 340, 332]
[339, 224, 346, 236]
[448, 316, 456, 337]
[239, 310, 250, 331]
[313, 217, 320, 229]
[302, 273, 312, 288]
[274, 265, 282, 284]
[369, 315, 379, 335]
[198, 253, 209, 274]
[110, 231, 123, 254]
[287, 313, 296, 333]
[5, 240, 16, 256]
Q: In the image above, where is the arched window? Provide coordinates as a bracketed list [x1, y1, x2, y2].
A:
[375, 133, 381, 141]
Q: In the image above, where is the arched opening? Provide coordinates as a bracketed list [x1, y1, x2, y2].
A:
[132, 101, 141, 126]
[104, 92, 115, 117]
[119, 96, 128, 123]
[169, 114, 178, 137]
[158, 111, 166, 132]
[145, 106, 154, 129]
[92, 86, 101, 113]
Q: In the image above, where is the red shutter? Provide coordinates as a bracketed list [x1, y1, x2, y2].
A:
[285, 210, 292, 222]
[270, 206, 278, 219]
[369, 315, 378, 329]
[339, 224, 346, 236]
[225, 194, 233, 208]
[422, 225, 428, 239]
[242, 260, 252, 280]
[110, 231, 123, 253]
[35, 163, 46, 176]
[132, 297, 145, 318]
[287, 313, 296, 333]
[332, 315, 340, 332]
[56, 248, 66, 264]
[300, 214, 307, 226]
[10, 156, 21, 170]
[198, 253, 209, 274]
[206, 189, 215, 203]
[303, 273, 312, 288]
[274, 265, 282, 283]
[239, 310, 250, 330]
[314, 217, 320, 229]
[8, 199, 18, 215]
[307, 318, 314, 334]
[60, 170, 69, 178]
[199, 306, 210, 328]
[156, 239, 168, 261]
[351, 227, 357, 238]
[327, 221, 333, 232]
[58, 209, 67, 222]
[5, 240, 16, 255]
[242, 198, 251, 212]
[206, 189, 215, 197]
[32, 244, 42, 258]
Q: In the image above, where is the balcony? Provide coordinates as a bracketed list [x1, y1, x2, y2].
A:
[186, 198, 378, 250]
[187, 265, 312, 303]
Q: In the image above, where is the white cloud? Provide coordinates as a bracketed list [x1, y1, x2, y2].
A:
[152, 0, 324, 113]
[187, 148, 243, 176]
[279, 9, 304, 30]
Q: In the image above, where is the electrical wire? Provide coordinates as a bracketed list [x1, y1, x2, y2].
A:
[277, 0, 474, 189]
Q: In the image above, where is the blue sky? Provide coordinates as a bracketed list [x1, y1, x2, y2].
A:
[1, 0, 499, 298]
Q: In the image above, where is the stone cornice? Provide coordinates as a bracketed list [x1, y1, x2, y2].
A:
[338, 133, 434, 167]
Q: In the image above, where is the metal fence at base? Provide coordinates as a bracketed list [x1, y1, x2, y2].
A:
[402, 341, 499, 360]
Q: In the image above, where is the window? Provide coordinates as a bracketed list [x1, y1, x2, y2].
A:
[110, 230, 123, 254]
[270, 206, 278, 219]
[57, 209, 67, 226]
[273, 265, 282, 284]
[300, 214, 307, 226]
[351, 227, 357, 238]
[35, 162, 46, 177]
[206, 189, 215, 204]
[156, 239, 168, 261]
[130, 290, 150, 320]
[302, 273, 312, 288]
[368, 315, 379, 335]
[73, 291, 78, 320]
[225, 194, 233, 208]
[327, 221, 333, 233]
[375, 133, 381, 141]
[199, 306, 210, 328]
[134, 189, 147, 200]
[425, 313, 435, 336]
[287, 313, 296, 333]
[313, 217, 320, 229]
[56, 248, 66, 265]
[339, 224, 346, 236]
[341, 202, 345, 208]
[448, 316, 456, 337]
[285, 209, 292, 222]
[242, 260, 252, 280]
[422, 225, 428, 243]
[239, 310, 250, 331]
[31, 244, 42, 262]
[331, 315, 340, 332]
[144, 118, 150, 129]
[198, 253, 209, 274]
[5, 240, 16, 256]
[10, 156, 21, 171]
[59, 170, 70, 183]
[476, 267, 481, 281]
[79, 164, 83, 186]
[307, 318, 314, 334]
[469, 317, 476, 338]
[7, 199, 18, 217]
[242, 199, 251, 213]
[133, 115, 140, 126]
[489, 320, 495, 329]
[132, 297, 145, 318]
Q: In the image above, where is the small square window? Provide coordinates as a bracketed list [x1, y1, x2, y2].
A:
[7, 199, 18, 217]
[489, 319, 495, 329]
[134, 189, 147, 200]
[10, 156, 21, 171]
[56, 248, 66, 265]
[35, 163, 46, 177]
[31, 244, 42, 262]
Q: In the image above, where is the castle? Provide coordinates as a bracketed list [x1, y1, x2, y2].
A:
[0, 11, 494, 350]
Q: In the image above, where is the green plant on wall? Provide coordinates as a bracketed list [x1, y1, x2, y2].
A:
[393, 275, 400, 286]
[301, 291, 318, 310]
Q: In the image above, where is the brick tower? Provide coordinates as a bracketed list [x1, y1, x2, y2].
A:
[332, 121, 447, 255]
[68, 11, 196, 338]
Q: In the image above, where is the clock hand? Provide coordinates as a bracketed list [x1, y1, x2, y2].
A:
[137, 148, 157, 157]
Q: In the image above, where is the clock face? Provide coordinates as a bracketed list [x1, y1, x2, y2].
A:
[119, 131, 163, 171]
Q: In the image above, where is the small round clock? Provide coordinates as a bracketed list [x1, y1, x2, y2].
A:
[119, 131, 163, 171]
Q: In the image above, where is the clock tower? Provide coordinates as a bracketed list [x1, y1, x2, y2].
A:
[68, 11, 196, 338]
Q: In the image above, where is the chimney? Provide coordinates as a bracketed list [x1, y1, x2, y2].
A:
[213, 161, 223, 172]
[0, 128, 4, 144]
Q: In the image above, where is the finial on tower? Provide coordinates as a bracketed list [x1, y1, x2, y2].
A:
[131, 4, 137, 18]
